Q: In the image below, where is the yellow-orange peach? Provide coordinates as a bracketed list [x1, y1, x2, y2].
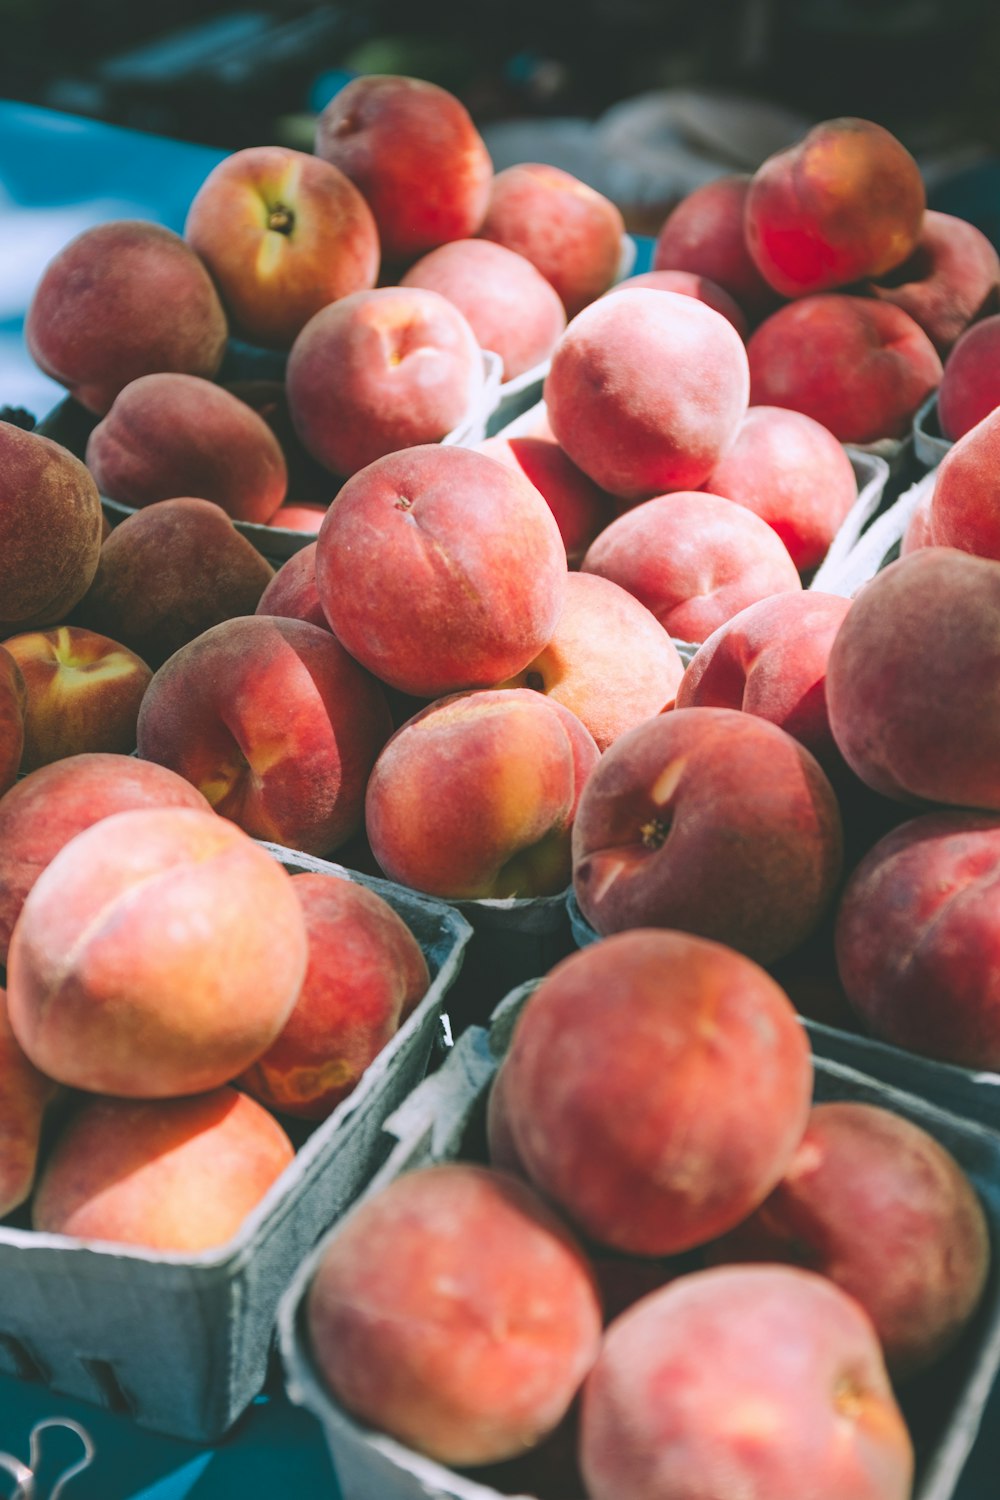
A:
[0, 648, 25, 796]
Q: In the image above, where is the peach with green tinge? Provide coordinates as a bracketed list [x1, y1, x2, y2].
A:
[0, 985, 62, 1219]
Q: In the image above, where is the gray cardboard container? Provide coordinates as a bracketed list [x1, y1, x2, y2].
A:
[279, 982, 1000, 1500]
[0, 844, 472, 1443]
[913, 393, 953, 470]
[438, 889, 577, 1036]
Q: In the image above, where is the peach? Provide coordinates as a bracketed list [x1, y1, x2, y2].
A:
[315, 75, 493, 267]
[474, 435, 616, 567]
[0, 648, 25, 796]
[865, 210, 1000, 356]
[901, 481, 935, 554]
[707, 1100, 990, 1378]
[286, 287, 484, 478]
[937, 314, 1000, 442]
[615, 269, 748, 338]
[238, 872, 429, 1120]
[496, 572, 684, 751]
[365, 688, 599, 899]
[544, 289, 749, 502]
[3, 625, 152, 771]
[85, 373, 288, 525]
[699, 405, 858, 574]
[7, 807, 308, 1097]
[503, 930, 813, 1254]
[747, 295, 942, 444]
[266, 503, 328, 533]
[137, 615, 392, 856]
[675, 591, 852, 780]
[185, 145, 379, 349]
[0, 986, 61, 1219]
[0, 752, 210, 964]
[745, 117, 925, 297]
[486, 1057, 526, 1178]
[33, 1088, 294, 1252]
[930, 402, 1000, 558]
[224, 379, 333, 505]
[572, 708, 843, 964]
[0, 422, 103, 632]
[652, 173, 780, 323]
[255, 542, 328, 629]
[580, 491, 801, 644]
[314, 444, 567, 697]
[25, 220, 228, 415]
[825, 548, 1000, 806]
[72, 496, 275, 668]
[580, 1266, 913, 1500]
[401, 238, 566, 380]
[305, 1162, 603, 1466]
[478, 163, 625, 318]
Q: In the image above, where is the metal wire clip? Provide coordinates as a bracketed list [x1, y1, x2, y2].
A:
[0, 1419, 94, 1499]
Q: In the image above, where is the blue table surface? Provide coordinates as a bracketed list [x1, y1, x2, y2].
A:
[2, 97, 1000, 1500]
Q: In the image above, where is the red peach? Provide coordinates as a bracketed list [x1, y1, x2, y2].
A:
[255, 542, 329, 629]
[653, 173, 780, 322]
[937, 314, 1000, 442]
[615, 269, 748, 338]
[865, 210, 1000, 356]
[0, 985, 61, 1218]
[474, 435, 616, 567]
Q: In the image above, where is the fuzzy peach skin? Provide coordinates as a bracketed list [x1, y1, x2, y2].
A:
[699, 405, 858, 574]
[745, 116, 925, 298]
[675, 592, 852, 780]
[306, 1162, 603, 1467]
[255, 543, 329, 629]
[0, 648, 25, 796]
[0, 423, 104, 632]
[474, 436, 617, 567]
[3, 626, 152, 771]
[366, 688, 599, 900]
[865, 210, 1000, 356]
[0, 753, 210, 964]
[825, 549, 1000, 806]
[901, 483, 935, 555]
[0, 986, 61, 1219]
[315, 444, 567, 697]
[653, 174, 781, 323]
[572, 708, 843, 964]
[835, 810, 1000, 1069]
[707, 1100, 990, 1379]
[580, 490, 801, 644]
[32, 1087, 294, 1252]
[7, 807, 308, 1097]
[579, 1265, 914, 1500]
[747, 294, 942, 444]
[931, 402, 1000, 557]
[136, 615, 392, 855]
[544, 289, 749, 502]
[478, 163, 625, 319]
[267, 503, 328, 533]
[224, 378, 333, 505]
[185, 145, 379, 349]
[85, 373, 288, 525]
[496, 572, 684, 751]
[315, 75, 493, 267]
[25, 220, 228, 415]
[937, 315, 1000, 442]
[286, 287, 484, 478]
[503, 930, 813, 1255]
[615, 270, 748, 338]
[401, 238, 566, 380]
[72, 496, 275, 669]
[238, 872, 429, 1120]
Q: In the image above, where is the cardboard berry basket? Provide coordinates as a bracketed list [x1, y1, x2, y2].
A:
[0, 844, 472, 1444]
[278, 980, 1000, 1500]
[913, 392, 952, 471]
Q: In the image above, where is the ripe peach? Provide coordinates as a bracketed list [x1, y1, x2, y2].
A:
[937, 314, 1000, 442]
[502, 931, 813, 1254]
[238, 872, 429, 1120]
[865, 210, 1000, 356]
[745, 117, 925, 297]
[305, 1163, 603, 1466]
[223, 378, 333, 505]
[0, 985, 61, 1219]
[185, 145, 379, 349]
[572, 708, 843, 964]
[7, 807, 308, 1097]
[315, 75, 493, 266]
[85, 373, 288, 525]
[708, 1100, 990, 1378]
[544, 289, 749, 502]
[315, 444, 566, 697]
[72, 496, 275, 668]
[33, 1088, 294, 1252]
[25, 220, 228, 415]
[255, 542, 328, 629]
[930, 402, 1000, 559]
[580, 490, 801, 644]
[136, 615, 392, 856]
[652, 173, 780, 322]
[615, 269, 747, 338]
[474, 436, 616, 567]
[266, 503, 328, 533]
[0, 648, 25, 796]
[478, 163, 625, 318]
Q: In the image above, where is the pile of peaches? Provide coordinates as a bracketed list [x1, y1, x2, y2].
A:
[3, 70, 1000, 1494]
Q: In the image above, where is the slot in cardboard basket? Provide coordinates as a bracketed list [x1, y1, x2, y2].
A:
[279, 981, 1000, 1500]
[0, 845, 472, 1443]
